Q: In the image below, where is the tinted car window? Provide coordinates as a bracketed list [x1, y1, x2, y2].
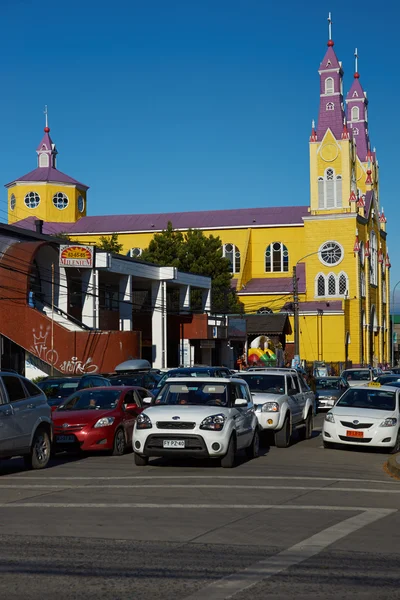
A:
[57, 389, 122, 411]
[316, 378, 341, 390]
[291, 376, 300, 394]
[3, 376, 27, 402]
[337, 388, 397, 411]
[38, 380, 79, 398]
[156, 382, 229, 407]
[238, 374, 285, 394]
[23, 378, 42, 397]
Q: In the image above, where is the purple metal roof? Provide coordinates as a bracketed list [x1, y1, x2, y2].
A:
[238, 263, 305, 295]
[319, 46, 341, 71]
[12, 217, 75, 235]
[6, 166, 88, 190]
[52, 205, 308, 234]
[282, 300, 343, 313]
[36, 131, 54, 153]
[317, 45, 345, 140]
[346, 77, 370, 162]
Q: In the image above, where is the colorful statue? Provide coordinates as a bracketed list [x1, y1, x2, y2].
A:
[247, 335, 277, 365]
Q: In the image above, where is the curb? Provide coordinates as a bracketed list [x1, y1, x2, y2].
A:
[385, 454, 400, 480]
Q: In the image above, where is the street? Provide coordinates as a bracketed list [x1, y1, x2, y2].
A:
[0, 413, 399, 600]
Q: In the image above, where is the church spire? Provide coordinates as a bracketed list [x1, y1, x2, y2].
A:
[346, 49, 371, 162]
[316, 13, 346, 140]
[36, 106, 58, 169]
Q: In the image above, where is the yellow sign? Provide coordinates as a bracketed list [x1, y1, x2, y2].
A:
[59, 245, 94, 268]
[368, 381, 381, 387]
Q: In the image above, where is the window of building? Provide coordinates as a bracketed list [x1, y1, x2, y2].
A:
[338, 272, 348, 295]
[325, 77, 334, 94]
[265, 242, 289, 273]
[383, 274, 386, 304]
[319, 241, 344, 266]
[315, 272, 349, 297]
[351, 106, 360, 121]
[361, 271, 366, 297]
[352, 127, 359, 135]
[10, 194, 16, 211]
[39, 153, 49, 168]
[78, 195, 85, 213]
[52, 192, 69, 210]
[223, 243, 241, 274]
[370, 231, 377, 286]
[24, 191, 40, 209]
[129, 248, 142, 258]
[317, 274, 325, 296]
[326, 102, 335, 111]
[328, 274, 336, 295]
[318, 168, 342, 209]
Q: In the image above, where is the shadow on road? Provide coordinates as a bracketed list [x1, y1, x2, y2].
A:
[0, 452, 89, 476]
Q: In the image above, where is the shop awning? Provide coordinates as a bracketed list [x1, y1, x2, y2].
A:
[245, 313, 292, 335]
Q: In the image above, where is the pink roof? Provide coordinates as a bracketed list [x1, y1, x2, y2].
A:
[6, 166, 88, 190]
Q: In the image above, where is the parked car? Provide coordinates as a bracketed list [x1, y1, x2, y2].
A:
[340, 368, 381, 387]
[233, 370, 315, 447]
[52, 386, 146, 455]
[315, 376, 349, 411]
[109, 372, 160, 392]
[133, 377, 259, 468]
[375, 374, 400, 385]
[37, 375, 111, 408]
[0, 372, 52, 469]
[323, 382, 400, 453]
[152, 366, 232, 397]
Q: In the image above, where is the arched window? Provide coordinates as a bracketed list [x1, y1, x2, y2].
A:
[370, 231, 377, 286]
[223, 243, 241, 274]
[316, 274, 326, 297]
[325, 77, 334, 94]
[318, 168, 342, 209]
[351, 106, 360, 121]
[39, 153, 49, 168]
[352, 127, 359, 135]
[265, 242, 289, 273]
[328, 274, 336, 295]
[338, 272, 348, 295]
[315, 272, 348, 297]
[326, 102, 335, 111]
[10, 194, 16, 211]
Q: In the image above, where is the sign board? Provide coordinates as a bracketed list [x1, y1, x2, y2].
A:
[228, 317, 247, 338]
[200, 340, 215, 349]
[59, 245, 94, 268]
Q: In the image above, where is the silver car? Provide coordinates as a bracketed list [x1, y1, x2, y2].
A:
[0, 372, 52, 469]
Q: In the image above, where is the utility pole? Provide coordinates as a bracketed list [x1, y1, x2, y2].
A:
[293, 265, 300, 356]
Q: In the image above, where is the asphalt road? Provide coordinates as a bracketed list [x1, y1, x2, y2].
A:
[1, 414, 400, 600]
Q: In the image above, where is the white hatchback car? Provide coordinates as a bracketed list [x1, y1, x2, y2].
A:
[132, 377, 259, 468]
[323, 383, 400, 453]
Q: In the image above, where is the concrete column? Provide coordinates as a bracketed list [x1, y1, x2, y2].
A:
[202, 288, 211, 313]
[151, 280, 167, 369]
[179, 285, 191, 311]
[119, 275, 132, 331]
[58, 266, 69, 314]
[82, 269, 99, 329]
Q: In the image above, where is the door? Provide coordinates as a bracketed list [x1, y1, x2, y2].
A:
[237, 381, 255, 446]
[2, 375, 34, 453]
[121, 390, 138, 444]
[0, 379, 20, 454]
[287, 375, 303, 424]
[231, 383, 250, 449]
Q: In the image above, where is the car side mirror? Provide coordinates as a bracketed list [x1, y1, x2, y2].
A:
[142, 397, 153, 405]
[125, 402, 139, 412]
[234, 398, 248, 407]
[288, 388, 297, 396]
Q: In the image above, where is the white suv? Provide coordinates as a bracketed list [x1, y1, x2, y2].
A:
[133, 377, 259, 468]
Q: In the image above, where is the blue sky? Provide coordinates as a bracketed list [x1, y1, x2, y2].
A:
[1, 1, 400, 298]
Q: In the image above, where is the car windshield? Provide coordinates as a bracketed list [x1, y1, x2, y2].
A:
[37, 380, 79, 398]
[336, 388, 397, 411]
[155, 382, 229, 407]
[342, 370, 371, 382]
[157, 370, 213, 388]
[316, 378, 341, 390]
[56, 389, 121, 411]
[376, 376, 400, 384]
[238, 374, 285, 394]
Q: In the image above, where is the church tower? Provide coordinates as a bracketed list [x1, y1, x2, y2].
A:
[6, 108, 89, 225]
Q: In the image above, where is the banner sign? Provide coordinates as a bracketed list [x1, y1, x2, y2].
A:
[59, 245, 94, 268]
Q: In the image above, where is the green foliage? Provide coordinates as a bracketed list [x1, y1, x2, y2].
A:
[141, 222, 243, 313]
[97, 233, 123, 254]
[51, 232, 70, 241]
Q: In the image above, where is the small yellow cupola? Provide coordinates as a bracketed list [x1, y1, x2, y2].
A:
[6, 107, 89, 225]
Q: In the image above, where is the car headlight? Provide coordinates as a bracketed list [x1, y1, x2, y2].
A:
[320, 396, 336, 402]
[379, 418, 397, 427]
[325, 413, 335, 423]
[94, 417, 115, 428]
[136, 413, 153, 429]
[261, 402, 280, 412]
[200, 414, 226, 431]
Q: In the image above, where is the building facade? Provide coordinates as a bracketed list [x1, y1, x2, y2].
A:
[10, 29, 390, 367]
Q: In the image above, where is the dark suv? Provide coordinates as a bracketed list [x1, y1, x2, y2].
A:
[109, 371, 160, 391]
[37, 375, 111, 407]
[0, 372, 52, 469]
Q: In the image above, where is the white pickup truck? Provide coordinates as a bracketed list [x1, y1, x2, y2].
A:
[234, 369, 315, 447]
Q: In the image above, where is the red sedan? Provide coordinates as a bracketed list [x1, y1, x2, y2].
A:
[52, 386, 151, 455]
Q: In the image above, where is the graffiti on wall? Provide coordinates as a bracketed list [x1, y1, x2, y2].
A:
[30, 326, 99, 374]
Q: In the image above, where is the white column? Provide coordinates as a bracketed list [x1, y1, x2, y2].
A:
[151, 280, 167, 368]
[179, 285, 191, 311]
[202, 288, 211, 313]
[58, 266, 69, 314]
[82, 269, 99, 329]
[119, 275, 132, 331]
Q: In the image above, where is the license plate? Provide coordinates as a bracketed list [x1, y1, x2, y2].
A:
[346, 430, 364, 438]
[163, 440, 185, 448]
[56, 435, 75, 443]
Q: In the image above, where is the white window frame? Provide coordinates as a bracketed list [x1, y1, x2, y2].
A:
[351, 105, 360, 121]
[39, 153, 49, 168]
[370, 231, 378, 286]
[318, 240, 344, 267]
[223, 243, 241, 274]
[265, 242, 289, 273]
[10, 194, 16, 211]
[318, 168, 342, 209]
[129, 248, 143, 258]
[52, 192, 69, 210]
[326, 102, 335, 111]
[78, 195, 85, 213]
[24, 191, 40, 209]
[315, 271, 349, 298]
[325, 77, 334, 94]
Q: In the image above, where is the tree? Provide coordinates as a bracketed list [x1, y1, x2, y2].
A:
[141, 222, 243, 313]
[51, 232, 70, 241]
[97, 233, 123, 254]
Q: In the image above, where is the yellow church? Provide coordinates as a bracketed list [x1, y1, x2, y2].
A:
[7, 32, 390, 367]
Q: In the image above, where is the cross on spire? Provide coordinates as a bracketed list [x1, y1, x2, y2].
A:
[328, 12, 333, 42]
[44, 105, 49, 132]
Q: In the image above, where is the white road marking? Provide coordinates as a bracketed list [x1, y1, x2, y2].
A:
[184, 508, 396, 600]
[0, 484, 399, 494]
[0, 503, 395, 510]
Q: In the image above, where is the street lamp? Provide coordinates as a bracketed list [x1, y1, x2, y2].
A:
[391, 281, 400, 367]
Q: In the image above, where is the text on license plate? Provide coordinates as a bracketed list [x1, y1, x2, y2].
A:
[346, 430, 364, 438]
[56, 435, 75, 443]
[163, 440, 185, 448]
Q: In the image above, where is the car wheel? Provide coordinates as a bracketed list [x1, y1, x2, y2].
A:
[112, 429, 126, 456]
[390, 432, 400, 454]
[275, 415, 291, 448]
[245, 429, 260, 459]
[323, 440, 334, 449]
[221, 435, 236, 468]
[134, 453, 149, 466]
[23, 429, 51, 470]
[299, 410, 313, 440]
